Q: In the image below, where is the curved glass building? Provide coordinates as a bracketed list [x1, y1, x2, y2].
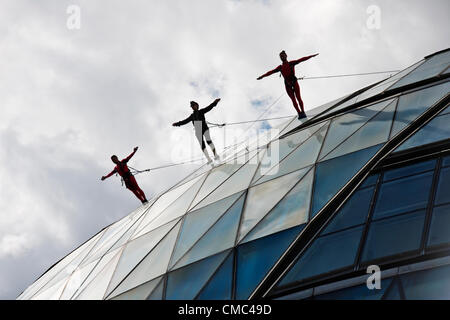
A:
[18, 48, 450, 300]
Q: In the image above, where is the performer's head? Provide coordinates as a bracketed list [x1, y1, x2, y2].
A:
[279, 50, 287, 62]
[111, 155, 119, 164]
[190, 101, 199, 111]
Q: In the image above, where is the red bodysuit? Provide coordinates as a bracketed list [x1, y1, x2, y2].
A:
[259, 55, 317, 114]
[103, 150, 147, 203]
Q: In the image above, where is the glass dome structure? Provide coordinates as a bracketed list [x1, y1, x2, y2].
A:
[18, 48, 450, 300]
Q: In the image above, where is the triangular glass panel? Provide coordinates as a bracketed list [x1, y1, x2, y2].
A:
[105, 219, 179, 298]
[147, 277, 164, 300]
[31, 276, 68, 300]
[169, 191, 244, 269]
[318, 99, 394, 160]
[311, 144, 383, 217]
[390, 81, 450, 138]
[109, 277, 161, 300]
[108, 220, 181, 298]
[253, 123, 329, 186]
[238, 169, 310, 243]
[60, 259, 101, 300]
[236, 226, 302, 300]
[172, 194, 245, 270]
[75, 248, 123, 300]
[323, 99, 396, 161]
[241, 167, 314, 244]
[166, 250, 229, 300]
[196, 252, 234, 300]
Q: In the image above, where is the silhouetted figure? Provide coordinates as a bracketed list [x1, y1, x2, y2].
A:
[101, 147, 148, 204]
[257, 51, 319, 119]
[173, 98, 221, 163]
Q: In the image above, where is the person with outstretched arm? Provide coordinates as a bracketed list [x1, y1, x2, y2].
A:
[257, 51, 319, 119]
[101, 146, 148, 204]
[172, 98, 221, 163]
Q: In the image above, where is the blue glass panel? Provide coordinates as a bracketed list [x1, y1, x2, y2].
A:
[428, 204, 450, 246]
[401, 264, 450, 299]
[322, 187, 374, 235]
[147, 278, 164, 300]
[236, 226, 301, 300]
[312, 144, 382, 217]
[382, 280, 402, 300]
[383, 159, 436, 181]
[196, 252, 233, 300]
[443, 155, 450, 168]
[278, 226, 364, 287]
[323, 99, 396, 161]
[361, 211, 426, 262]
[360, 174, 379, 189]
[373, 171, 433, 220]
[390, 82, 450, 138]
[173, 194, 244, 269]
[166, 250, 229, 300]
[435, 167, 450, 205]
[390, 51, 450, 89]
[314, 278, 392, 300]
[396, 113, 450, 152]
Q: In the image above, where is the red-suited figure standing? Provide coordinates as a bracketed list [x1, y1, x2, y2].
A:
[257, 51, 319, 119]
[101, 146, 148, 204]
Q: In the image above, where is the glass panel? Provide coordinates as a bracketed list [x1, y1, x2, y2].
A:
[361, 211, 426, 262]
[254, 123, 329, 185]
[383, 159, 436, 181]
[382, 279, 402, 300]
[134, 175, 206, 235]
[396, 113, 450, 152]
[169, 191, 243, 269]
[360, 173, 379, 189]
[322, 186, 375, 235]
[31, 277, 68, 300]
[173, 194, 245, 270]
[306, 94, 351, 118]
[319, 99, 393, 160]
[401, 264, 450, 299]
[323, 99, 396, 161]
[279, 116, 303, 135]
[428, 204, 450, 247]
[109, 220, 182, 298]
[312, 144, 383, 217]
[147, 278, 164, 300]
[435, 167, 450, 205]
[373, 171, 433, 220]
[314, 278, 392, 300]
[193, 155, 260, 210]
[390, 51, 450, 89]
[390, 82, 450, 138]
[105, 219, 179, 298]
[242, 168, 314, 243]
[443, 155, 450, 168]
[132, 174, 205, 239]
[356, 61, 425, 102]
[189, 163, 244, 209]
[166, 250, 229, 300]
[278, 226, 364, 287]
[238, 169, 310, 243]
[75, 248, 123, 300]
[236, 226, 301, 299]
[60, 259, 100, 300]
[196, 252, 233, 300]
[109, 277, 161, 300]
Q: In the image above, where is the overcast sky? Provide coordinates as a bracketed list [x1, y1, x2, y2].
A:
[0, 0, 449, 299]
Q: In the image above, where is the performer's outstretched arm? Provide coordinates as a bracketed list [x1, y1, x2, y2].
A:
[201, 98, 221, 114]
[173, 114, 193, 127]
[123, 146, 138, 163]
[291, 53, 319, 66]
[101, 168, 117, 180]
[257, 66, 281, 80]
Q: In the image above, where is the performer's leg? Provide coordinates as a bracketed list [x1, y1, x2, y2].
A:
[293, 81, 304, 113]
[196, 130, 212, 161]
[285, 83, 301, 114]
[204, 130, 217, 156]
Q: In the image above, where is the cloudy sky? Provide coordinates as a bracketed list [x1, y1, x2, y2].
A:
[0, 0, 449, 299]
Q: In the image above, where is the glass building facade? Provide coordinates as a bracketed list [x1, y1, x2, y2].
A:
[18, 48, 450, 300]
